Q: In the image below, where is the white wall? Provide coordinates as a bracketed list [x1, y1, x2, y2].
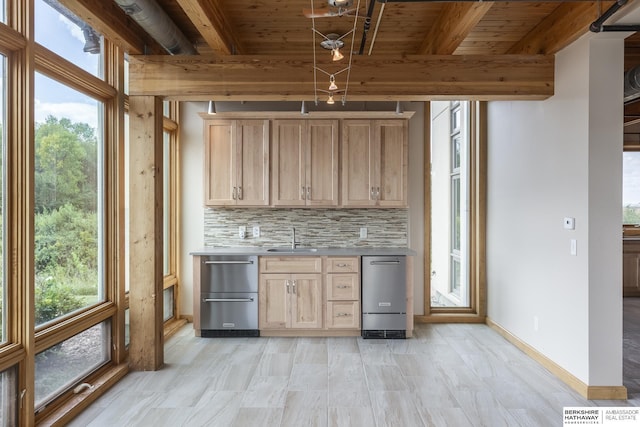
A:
[486, 32, 625, 385]
[179, 101, 426, 317]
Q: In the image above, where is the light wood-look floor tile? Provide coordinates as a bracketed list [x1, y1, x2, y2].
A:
[67, 300, 640, 426]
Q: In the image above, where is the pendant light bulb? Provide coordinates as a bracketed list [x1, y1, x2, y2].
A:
[207, 100, 216, 115]
[328, 75, 338, 91]
[331, 48, 344, 61]
[327, 94, 335, 105]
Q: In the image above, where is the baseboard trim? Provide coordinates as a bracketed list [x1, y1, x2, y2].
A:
[486, 317, 627, 401]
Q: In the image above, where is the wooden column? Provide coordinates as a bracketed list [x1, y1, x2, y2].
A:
[128, 95, 164, 370]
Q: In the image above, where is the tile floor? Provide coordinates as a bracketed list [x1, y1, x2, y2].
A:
[68, 301, 640, 427]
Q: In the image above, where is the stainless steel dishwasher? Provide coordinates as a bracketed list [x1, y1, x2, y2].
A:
[200, 255, 259, 337]
[361, 256, 406, 339]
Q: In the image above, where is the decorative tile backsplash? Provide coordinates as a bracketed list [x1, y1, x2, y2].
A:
[204, 208, 408, 248]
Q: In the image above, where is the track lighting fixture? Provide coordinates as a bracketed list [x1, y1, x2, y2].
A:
[207, 100, 216, 115]
[329, 75, 338, 91]
[309, 0, 360, 106]
[301, 100, 309, 115]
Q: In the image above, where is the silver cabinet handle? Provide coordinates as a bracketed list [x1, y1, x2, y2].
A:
[286, 280, 290, 294]
[306, 187, 311, 200]
[203, 298, 254, 303]
[238, 186, 243, 200]
[370, 260, 400, 265]
[336, 285, 350, 289]
[370, 187, 375, 199]
[204, 260, 254, 265]
[232, 187, 237, 200]
[301, 186, 306, 200]
[292, 280, 296, 294]
[376, 187, 380, 199]
[336, 263, 348, 267]
[336, 313, 351, 317]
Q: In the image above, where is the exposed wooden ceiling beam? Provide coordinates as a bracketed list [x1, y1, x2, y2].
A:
[59, 0, 163, 55]
[128, 54, 554, 101]
[507, 1, 613, 55]
[419, 2, 494, 55]
[174, 0, 243, 55]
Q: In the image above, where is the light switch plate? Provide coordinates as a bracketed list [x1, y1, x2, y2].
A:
[570, 239, 577, 256]
[360, 227, 367, 239]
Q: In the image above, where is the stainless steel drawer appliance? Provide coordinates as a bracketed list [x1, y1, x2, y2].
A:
[361, 256, 406, 339]
[200, 255, 259, 337]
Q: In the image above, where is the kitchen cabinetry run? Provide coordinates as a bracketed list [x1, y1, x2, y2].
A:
[326, 257, 360, 330]
[204, 119, 269, 206]
[272, 120, 339, 207]
[259, 257, 323, 330]
[342, 120, 408, 207]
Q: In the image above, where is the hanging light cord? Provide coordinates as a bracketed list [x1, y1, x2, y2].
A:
[342, 0, 361, 104]
[311, 0, 318, 105]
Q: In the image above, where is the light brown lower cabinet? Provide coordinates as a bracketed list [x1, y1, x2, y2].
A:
[259, 273, 323, 329]
[258, 256, 361, 336]
[325, 258, 360, 330]
[259, 257, 323, 331]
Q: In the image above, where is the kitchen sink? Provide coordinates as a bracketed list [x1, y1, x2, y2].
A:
[266, 247, 318, 253]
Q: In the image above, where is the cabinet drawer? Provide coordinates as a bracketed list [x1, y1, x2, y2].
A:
[326, 301, 360, 329]
[327, 274, 359, 300]
[260, 257, 322, 273]
[326, 257, 359, 273]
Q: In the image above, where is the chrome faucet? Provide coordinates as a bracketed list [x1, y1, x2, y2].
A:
[291, 227, 300, 249]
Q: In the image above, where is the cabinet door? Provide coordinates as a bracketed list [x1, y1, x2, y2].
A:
[307, 120, 339, 206]
[204, 120, 236, 205]
[290, 274, 323, 329]
[342, 120, 376, 207]
[272, 120, 306, 206]
[259, 274, 290, 329]
[236, 120, 270, 206]
[376, 120, 408, 207]
[623, 248, 640, 297]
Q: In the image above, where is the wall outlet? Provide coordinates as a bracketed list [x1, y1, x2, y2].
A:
[563, 217, 575, 230]
[360, 227, 368, 239]
[252, 226, 260, 238]
[238, 226, 246, 239]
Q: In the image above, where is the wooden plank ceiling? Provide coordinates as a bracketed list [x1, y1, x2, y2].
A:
[60, 0, 627, 101]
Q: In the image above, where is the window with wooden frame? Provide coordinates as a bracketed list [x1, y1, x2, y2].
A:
[162, 101, 183, 335]
[421, 101, 486, 321]
[0, 0, 128, 424]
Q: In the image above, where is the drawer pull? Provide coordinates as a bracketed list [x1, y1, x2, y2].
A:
[336, 263, 348, 268]
[336, 285, 350, 289]
[336, 313, 351, 317]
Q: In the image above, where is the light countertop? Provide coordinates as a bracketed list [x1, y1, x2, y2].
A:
[190, 247, 417, 256]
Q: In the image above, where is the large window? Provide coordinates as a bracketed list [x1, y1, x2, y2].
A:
[35, 0, 103, 78]
[35, 321, 110, 409]
[0, 54, 5, 345]
[0, 366, 17, 426]
[623, 151, 640, 224]
[34, 72, 104, 327]
[430, 101, 471, 308]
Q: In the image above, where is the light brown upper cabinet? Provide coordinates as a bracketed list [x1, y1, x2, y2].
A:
[204, 119, 270, 206]
[272, 120, 339, 207]
[342, 120, 408, 207]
